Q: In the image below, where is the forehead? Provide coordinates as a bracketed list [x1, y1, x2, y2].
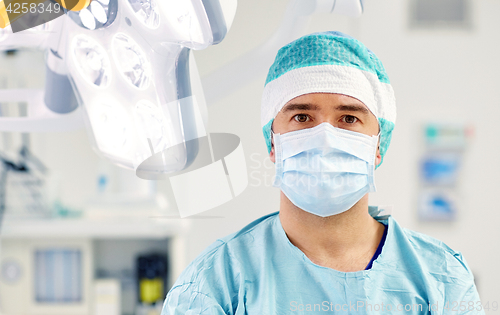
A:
[280, 93, 374, 117]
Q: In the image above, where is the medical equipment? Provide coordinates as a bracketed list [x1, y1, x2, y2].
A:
[94, 279, 121, 315]
[418, 123, 472, 221]
[0, 224, 183, 315]
[0, 238, 93, 315]
[419, 188, 457, 221]
[0, 0, 238, 178]
[410, 0, 471, 29]
[137, 253, 168, 305]
[0, 0, 251, 217]
[272, 122, 378, 217]
[0, 144, 50, 224]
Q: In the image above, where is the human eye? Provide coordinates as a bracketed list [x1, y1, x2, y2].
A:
[341, 115, 358, 124]
[293, 114, 310, 123]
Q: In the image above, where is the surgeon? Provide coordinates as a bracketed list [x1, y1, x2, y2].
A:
[161, 31, 484, 314]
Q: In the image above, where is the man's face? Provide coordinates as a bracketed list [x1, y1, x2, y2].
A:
[269, 93, 381, 166]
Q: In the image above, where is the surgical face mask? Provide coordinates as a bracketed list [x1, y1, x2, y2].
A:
[272, 122, 379, 217]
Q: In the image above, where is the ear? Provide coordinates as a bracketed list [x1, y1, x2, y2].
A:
[375, 144, 382, 168]
[269, 137, 275, 163]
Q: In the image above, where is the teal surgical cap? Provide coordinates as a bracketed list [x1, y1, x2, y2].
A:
[261, 31, 396, 167]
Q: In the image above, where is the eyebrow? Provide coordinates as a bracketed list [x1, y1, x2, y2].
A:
[335, 104, 370, 114]
[281, 103, 370, 115]
[281, 103, 320, 113]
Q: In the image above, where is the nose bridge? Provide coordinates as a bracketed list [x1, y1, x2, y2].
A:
[317, 109, 339, 128]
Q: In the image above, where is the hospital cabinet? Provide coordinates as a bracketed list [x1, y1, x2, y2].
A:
[0, 216, 189, 315]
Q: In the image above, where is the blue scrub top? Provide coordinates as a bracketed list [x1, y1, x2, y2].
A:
[161, 207, 483, 314]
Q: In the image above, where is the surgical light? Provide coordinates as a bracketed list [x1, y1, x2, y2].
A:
[58, 0, 92, 11]
[79, 9, 96, 30]
[33, 22, 51, 31]
[90, 101, 132, 154]
[1, 0, 240, 177]
[0, 26, 7, 42]
[0, 23, 51, 50]
[127, 0, 160, 29]
[134, 100, 167, 151]
[90, 1, 108, 24]
[68, 0, 117, 30]
[156, 1, 212, 49]
[112, 33, 151, 90]
[72, 35, 112, 88]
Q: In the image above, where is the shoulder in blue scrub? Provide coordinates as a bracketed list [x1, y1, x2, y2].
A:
[161, 207, 484, 315]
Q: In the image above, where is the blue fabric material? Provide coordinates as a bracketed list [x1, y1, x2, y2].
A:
[265, 31, 390, 86]
[364, 224, 387, 270]
[262, 119, 274, 155]
[161, 209, 483, 315]
[377, 117, 395, 169]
